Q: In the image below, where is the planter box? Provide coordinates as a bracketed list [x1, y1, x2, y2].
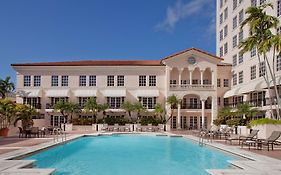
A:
[65, 124, 73, 131]
[237, 126, 250, 136]
[72, 125, 92, 131]
[252, 124, 281, 139]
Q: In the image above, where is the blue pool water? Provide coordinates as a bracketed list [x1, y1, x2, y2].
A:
[24, 135, 237, 175]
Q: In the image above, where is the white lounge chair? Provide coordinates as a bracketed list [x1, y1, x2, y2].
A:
[101, 124, 108, 131]
[113, 124, 119, 132]
[146, 124, 153, 132]
[136, 124, 142, 132]
[124, 124, 131, 132]
[157, 124, 164, 132]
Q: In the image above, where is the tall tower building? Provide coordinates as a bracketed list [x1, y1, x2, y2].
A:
[216, 0, 281, 117]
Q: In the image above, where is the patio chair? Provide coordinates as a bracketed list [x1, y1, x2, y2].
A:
[135, 124, 142, 132]
[146, 124, 153, 132]
[226, 129, 259, 145]
[113, 124, 119, 132]
[39, 127, 47, 137]
[259, 131, 281, 151]
[31, 127, 40, 138]
[101, 124, 108, 132]
[157, 124, 164, 132]
[124, 124, 131, 132]
[18, 127, 25, 138]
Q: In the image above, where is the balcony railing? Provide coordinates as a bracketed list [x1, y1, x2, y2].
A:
[24, 103, 42, 109]
[172, 103, 212, 109]
[169, 84, 214, 91]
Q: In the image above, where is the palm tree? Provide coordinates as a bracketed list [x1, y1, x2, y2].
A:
[0, 98, 16, 129]
[239, 3, 281, 119]
[98, 103, 109, 123]
[235, 103, 258, 124]
[213, 107, 233, 126]
[153, 103, 165, 123]
[134, 102, 145, 123]
[54, 100, 69, 129]
[121, 101, 135, 122]
[0, 76, 15, 98]
[65, 102, 81, 123]
[14, 104, 37, 129]
[166, 94, 180, 124]
[84, 97, 99, 118]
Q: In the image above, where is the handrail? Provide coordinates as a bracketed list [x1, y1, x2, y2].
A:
[53, 128, 67, 143]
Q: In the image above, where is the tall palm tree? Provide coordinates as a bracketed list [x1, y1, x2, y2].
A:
[98, 103, 109, 123]
[153, 103, 165, 123]
[0, 76, 15, 98]
[134, 102, 145, 123]
[166, 94, 180, 124]
[239, 3, 281, 119]
[121, 101, 135, 122]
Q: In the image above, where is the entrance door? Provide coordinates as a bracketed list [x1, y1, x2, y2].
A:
[171, 116, 177, 129]
[180, 116, 187, 129]
[189, 116, 198, 130]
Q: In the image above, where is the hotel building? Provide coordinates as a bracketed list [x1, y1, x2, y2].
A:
[12, 48, 231, 130]
[216, 0, 281, 117]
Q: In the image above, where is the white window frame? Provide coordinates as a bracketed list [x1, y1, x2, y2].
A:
[149, 75, 156, 86]
[139, 75, 146, 86]
[23, 75, 31, 87]
[117, 75, 124, 86]
[251, 65, 256, 80]
[89, 75, 96, 86]
[51, 75, 58, 87]
[79, 75, 86, 87]
[33, 75, 41, 87]
[239, 71, 243, 84]
[61, 75, 69, 87]
[107, 75, 114, 86]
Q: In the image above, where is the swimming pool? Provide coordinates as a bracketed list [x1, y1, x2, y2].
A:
[24, 134, 237, 175]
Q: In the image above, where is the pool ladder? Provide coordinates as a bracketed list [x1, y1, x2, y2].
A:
[53, 128, 67, 143]
[198, 130, 213, 146]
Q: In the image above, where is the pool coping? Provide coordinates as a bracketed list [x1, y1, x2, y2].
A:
[0, 132, 281, 175]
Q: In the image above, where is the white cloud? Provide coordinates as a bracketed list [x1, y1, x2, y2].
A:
[155, 0, 212, 32]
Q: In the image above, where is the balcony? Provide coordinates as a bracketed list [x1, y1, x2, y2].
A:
[172, 103, 212, 109]
[169, 84, 214, 91]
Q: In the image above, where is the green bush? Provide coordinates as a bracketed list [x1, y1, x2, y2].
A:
[140, 117, 162, 126]
[71, 118, 96, 125]
[226, 118, 246, 127]
[97, 117, 132, 125]
[249, 118, 281, 127]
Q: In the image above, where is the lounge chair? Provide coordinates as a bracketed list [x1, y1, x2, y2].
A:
[31, 127, 40, 138]
[39, 127, 47, 137]
[157, 124, 164, 132]
[226, 129, 259, 145]
[113, 124, 119, 132]
[259, 131, 281, 151]
[146, 124, 153, 132]
[135, 124, 142, 132]
[124, 124, 131, 132]
[101, 124, 108, 131]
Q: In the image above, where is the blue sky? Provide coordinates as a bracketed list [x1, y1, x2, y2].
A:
[0, 0, 216, 81]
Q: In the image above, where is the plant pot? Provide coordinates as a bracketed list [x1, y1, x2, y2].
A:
[0, 128, 9, 137]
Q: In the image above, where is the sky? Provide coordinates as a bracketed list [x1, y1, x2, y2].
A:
[0, 0, 216, 82]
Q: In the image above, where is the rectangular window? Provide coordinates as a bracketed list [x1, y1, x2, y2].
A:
[232, 35, 237, 48]
[251, 65, 256, 80]
[220, 30, 223, 41]
[61, 75, 68, 87]
[89, 75, 96, 86]
[79, 75, 86, 86]
[217, 79, 221, 87]
[233, 54, 237, 66]
[277, 56, 281, 71]
[259, 61, 265, 77]
[23, 75, 31, 87]
[33, 75, 41, 87]
[233, 73, 237, 86]
[224, 7, 228, 20]
[239, 30, 243, 43]
[139, 75, 146, 86]
[239, 71, 243, 84]
[220, 13, 223, 24]
[239, 9, 244, 23]
[250, 47, 256, 57]
[107, 75, 114, 86]
[149, 75, 156, 86]
[251, 0, 257, 6]
[224, 79, 229, 87]
[107, 97, 124, 109]
[239, 52, 243, 64]
[224, 25, 228, 37]
[220, 47, 223, 57]
[218, 97, 221, 106]
[170, 80, 176, 85]
[277, 0, 281, 16]
[224, 98, 229, 106]
[117, 75, 124, 86]
[51, 75, 58, 87]
[233, 0, 237, 10]
[224, 43, 228, 54]
[139, 97, 156, 109]
[233, 16, 238, 29]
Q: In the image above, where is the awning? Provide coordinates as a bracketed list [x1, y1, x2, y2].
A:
[102, 89, 126, 97]
[260, 76, 281, 89]
[136, 89, 159, 97]
[223, 87, 241, 98]
[45, 89, 69, 97]
[73, 89, 97, 97]
[16, 89, 42, 97]
[239, 80, 265, 94]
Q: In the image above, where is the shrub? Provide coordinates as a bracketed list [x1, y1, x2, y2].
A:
[226, 118, 245, 127]
[71, 118, 95, 125]
[140, 117, 162, 126]
[249, 118, 281, 127]
[97, 117, 132, 125]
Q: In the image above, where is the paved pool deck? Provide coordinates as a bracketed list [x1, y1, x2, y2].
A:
[0, 131, 281, 175]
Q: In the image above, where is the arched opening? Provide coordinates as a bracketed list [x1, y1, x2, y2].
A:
[192, 67, 200, 85]
[203, 68, 212, 85]
[170, 68, 179, 86]
[181, 68, 189, 85]
[182, 94, 201, 109]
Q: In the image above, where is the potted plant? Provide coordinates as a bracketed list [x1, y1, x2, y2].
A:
[0, 99, 16, 137]
[249, 118, 281, 139]
[14, 104, 37, 130]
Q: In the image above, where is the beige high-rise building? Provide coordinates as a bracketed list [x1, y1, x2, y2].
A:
[216, 0, 281, 118]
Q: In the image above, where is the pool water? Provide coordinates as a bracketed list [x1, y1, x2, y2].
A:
[24, 135, 237, 175]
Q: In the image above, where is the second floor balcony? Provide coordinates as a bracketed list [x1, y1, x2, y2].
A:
[169, 84, 214, 91]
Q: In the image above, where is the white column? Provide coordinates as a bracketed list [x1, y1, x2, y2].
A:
[211, 97, 216, 126]
[200, 70, 204, 85]
[201, 100, 205, 129]
[178, 69, 183, 85]
[189, 70, 193, 85]
[211, 70, 215, 86]
[177, 103, 181, 129]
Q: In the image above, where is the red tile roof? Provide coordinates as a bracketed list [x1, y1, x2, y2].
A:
[11, 60, 162, 67]
[161, 47, 223, 61]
